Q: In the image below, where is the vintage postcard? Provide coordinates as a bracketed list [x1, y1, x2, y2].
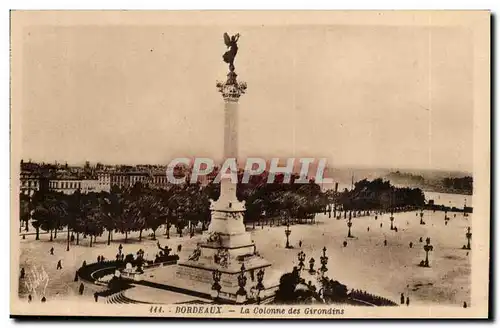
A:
[10, 11, 490, 319]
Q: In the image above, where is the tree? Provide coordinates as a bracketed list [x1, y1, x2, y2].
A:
[166, 188, 190, 237]
[100, 186, 123, 245]
[34, 192, 67, 241]
[65, 190, 83, 251]
[115, 191, 135, 243]
[79, 193, 104, 247]
[31, 206, 48, 241]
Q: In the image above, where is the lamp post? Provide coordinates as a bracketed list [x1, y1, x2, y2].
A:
[66, 227, 71, 252]
[236, 264, 247, 304]
[285, 222, 292, 249]
[347, 217, 353, 238]
[423, 237, 433, 267]
[211, 270, 222, 301]
[319, 247, 328, 277]
[464, 198, 467, 217]
[465, 227, 472, 250]
[390, 210, 395, 230]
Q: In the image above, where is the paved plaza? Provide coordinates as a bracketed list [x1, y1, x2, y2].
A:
[19, 208, 471, 306]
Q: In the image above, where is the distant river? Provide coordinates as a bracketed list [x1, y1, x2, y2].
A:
[424, 191, 472, 208]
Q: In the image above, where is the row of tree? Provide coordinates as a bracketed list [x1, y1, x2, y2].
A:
[19, 175, 426, 247]
[21, 183, 212, 246]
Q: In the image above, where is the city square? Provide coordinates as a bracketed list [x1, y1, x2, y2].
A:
[18, 201, 472, 306]
[11, 11, 489, 319]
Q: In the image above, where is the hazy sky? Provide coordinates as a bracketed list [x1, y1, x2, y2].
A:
[20, 24, 473, 172]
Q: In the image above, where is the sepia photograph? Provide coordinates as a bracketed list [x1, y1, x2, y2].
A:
[9, 10, 490, 319]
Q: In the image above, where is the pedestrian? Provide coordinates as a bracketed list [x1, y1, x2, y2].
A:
[419, 237, 423, 242]
[41, 296, 46, 303]
[56, 260, 62, 270]
[343, 241, 347, 247]
[409, 242, 413, 248]
[384, 239, 387, 246]
[400, 293, 405, 304]
[50, 247, 54, 255]
[97, 255, 101, 263]
[463, 301, 467, 308]
[177, 245, 182, 253]
[74, 271, 79, 282]
[406, 297, 410, 306]
[299, 240, 302, 248]
[94, 292, 99, 302]
[28, 294, 32, 303]
[79, 283, 85, 295]
[82, 260, 87, 267]
[367, 227, 370, 232]
[20, 267, 25, 279]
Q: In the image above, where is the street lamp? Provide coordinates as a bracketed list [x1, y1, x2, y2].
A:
[66, 227, 71, 252]
[464, 198, 468, 217]
[319, 247, 328, 277]
[285, 222, 292, 249]
[422, 237, 434, 267]
[297, 251, 306, 271]
[347, 217, 353, 238]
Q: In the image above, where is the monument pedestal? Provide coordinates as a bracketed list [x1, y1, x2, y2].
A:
[176, 196, 274, 296]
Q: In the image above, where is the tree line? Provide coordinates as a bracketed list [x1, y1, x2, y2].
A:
[19, 174, 426, 247]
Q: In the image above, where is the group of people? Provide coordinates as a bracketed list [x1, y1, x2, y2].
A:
[400, 292, 411, 306]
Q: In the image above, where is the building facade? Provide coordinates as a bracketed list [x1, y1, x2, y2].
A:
[20, 172, 40, 196]
[49, 178, 82, 195]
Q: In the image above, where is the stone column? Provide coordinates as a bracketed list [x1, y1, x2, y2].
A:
[207, 71, 249, 245]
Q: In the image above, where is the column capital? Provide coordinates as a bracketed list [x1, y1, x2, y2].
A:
[216, 71, 247, 102]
